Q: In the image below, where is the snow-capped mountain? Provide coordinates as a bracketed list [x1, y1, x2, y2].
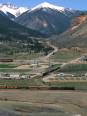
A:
[16, 2, 83, 36]
[0, 3, 29, 17]
[30, 2, 81, 17]
[31, 2, 65, 12]
[0, 2, 84, 36]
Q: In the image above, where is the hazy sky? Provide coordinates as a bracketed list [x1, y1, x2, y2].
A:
[0, 0, 87, 10]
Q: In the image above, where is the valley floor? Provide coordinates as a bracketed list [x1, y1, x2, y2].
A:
[0, 43, 87, 116]
[0, 90, 87, 116]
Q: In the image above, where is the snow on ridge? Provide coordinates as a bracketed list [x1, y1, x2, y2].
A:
[18, 7, 28, 14]
[0, 2, 75, 16]
[31, 2, 65, 12]
[0, 3, 29, 17]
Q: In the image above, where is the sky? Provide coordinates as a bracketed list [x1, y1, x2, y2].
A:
[0, 0, 87, 10]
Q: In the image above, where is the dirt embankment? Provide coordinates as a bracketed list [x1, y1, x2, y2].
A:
[70, 15, 87, 30]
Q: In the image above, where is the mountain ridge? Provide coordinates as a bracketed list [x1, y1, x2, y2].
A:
[31, 2, 65, 12]
[15, 2, 84, 36]
[0, 3, 29, 17]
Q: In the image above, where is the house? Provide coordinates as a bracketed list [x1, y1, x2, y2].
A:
[10, 73, 20, 79]
[80, 55, 87, 61]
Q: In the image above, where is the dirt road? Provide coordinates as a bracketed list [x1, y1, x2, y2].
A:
[39, 42, 58, 61]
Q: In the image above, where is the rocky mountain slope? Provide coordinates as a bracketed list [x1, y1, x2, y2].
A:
[51, 14, 87, 48]
[15, 2, 82, 36]
[0, 11, 50, 55]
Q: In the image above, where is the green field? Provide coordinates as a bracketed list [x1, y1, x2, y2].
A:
[51, 51, 81, 62]
[0, 64, 17, 69]
[48, 82, 87, 90]
[0, 68, 31, 72]
[60, 63, 87, 72]
[0, 77, 87, 90]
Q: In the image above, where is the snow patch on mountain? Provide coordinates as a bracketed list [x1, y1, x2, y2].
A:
[0, 3, 29, 17]
[31, 2, 65, 12]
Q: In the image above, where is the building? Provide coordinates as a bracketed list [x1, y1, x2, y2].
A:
[80, 55, 87, 62]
